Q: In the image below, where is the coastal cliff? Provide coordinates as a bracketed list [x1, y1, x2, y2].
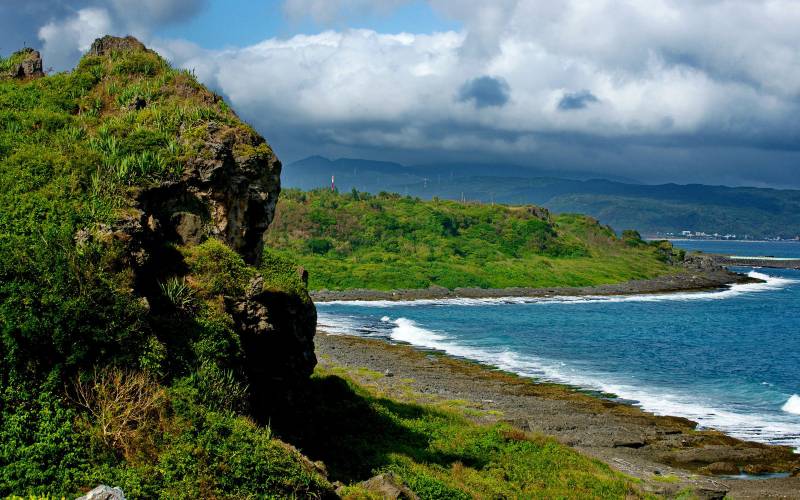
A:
[0, 37, 324, 496]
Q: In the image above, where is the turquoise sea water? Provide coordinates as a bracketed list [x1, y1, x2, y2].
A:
[317, 241, 800, 450]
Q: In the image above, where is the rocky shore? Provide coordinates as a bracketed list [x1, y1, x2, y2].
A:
[312, 267, 758, 303]
[316, 333, 800, 499]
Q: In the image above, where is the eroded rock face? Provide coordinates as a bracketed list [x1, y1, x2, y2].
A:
[359, 473, 419, 500]
[89, 35, 148, 56]
[683, 253, 721, 272]
[228, 276, 317, 408]
[8, 48, 43, 79]
[78, 36, 313, 401]
[77, 485, 125, 500]
[136, 121, 281, 264]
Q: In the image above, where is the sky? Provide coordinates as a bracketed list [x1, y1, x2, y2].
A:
[1, 0, 799, 188]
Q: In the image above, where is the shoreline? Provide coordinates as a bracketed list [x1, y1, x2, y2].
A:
[316, 332, 800, 499]
[312, 268, 758, 302]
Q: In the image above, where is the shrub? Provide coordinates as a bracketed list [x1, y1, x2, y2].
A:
[71, 368, 167, 460]
[176, 363, 249, 414]
[307, 237, 333, 255]
[159, 277, 195, 311]
[183, 239, 255, 297]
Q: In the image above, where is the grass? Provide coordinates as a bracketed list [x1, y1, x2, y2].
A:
[265, 189, 684, 291]
[269, 363, 652, 499]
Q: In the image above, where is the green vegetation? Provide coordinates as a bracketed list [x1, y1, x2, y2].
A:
[0, 45, 326, 497]
[265, 189, 683, 290]
[269, 362, 650, 499]
[284, 157, 800, 239]
[0, 41, 668, 498]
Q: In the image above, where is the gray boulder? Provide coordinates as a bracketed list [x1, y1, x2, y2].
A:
[359, 473, 419, 499]
[77, 485, 125, 500]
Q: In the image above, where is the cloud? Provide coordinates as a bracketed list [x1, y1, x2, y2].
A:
[3, 0, 800, 186]
[0, 0, 207, 71]
[558, 90, 598, 111]
[38, 8, 115, 70]
[282, 0, 412, 24]
[458, 76, 510, 108]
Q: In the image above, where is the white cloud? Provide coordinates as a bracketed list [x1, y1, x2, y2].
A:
[160, 1, 799, 158]
[38, 7, 114, 69]
[29, 0, 206, 71]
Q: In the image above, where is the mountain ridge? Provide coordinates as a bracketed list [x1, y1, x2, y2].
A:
[284, 156, 800, 238]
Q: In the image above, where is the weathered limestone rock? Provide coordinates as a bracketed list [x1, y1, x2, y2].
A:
[526, 205, 551, 220]
[683, 253, 722, 272]
[359, 473, 419, 500]
[136, 120, 281, 264]
[89, 35, 147, 56]
[171, 211, 205, 245]
[228, 276, 317, 407]
[77, 485, 125, 500]
[74, 36, 313, 405]
[8, 48, 43, 78]
[702, 461, 740, 475]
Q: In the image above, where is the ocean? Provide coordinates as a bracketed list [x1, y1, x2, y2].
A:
[317, 240, 800, 451]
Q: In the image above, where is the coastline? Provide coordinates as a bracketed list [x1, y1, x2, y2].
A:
[316, 332, 800, 499]
[312, 268, 758, 302]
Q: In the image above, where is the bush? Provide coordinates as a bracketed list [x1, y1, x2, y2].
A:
[183, 239, 255, 297]
[307, 237, 333, 255]
[72, 368, 167, 460]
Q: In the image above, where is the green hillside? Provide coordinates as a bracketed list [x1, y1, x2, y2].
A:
[265, 189, 682, 291]
[284, 157, 800, 239]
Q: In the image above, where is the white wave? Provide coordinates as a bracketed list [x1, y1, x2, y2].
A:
[389, 317, 447, 344]
[783, 395, 800, 415]
[325, 314, 800, 451]
[729, 256, 800, 261]
[380, 316, 391, 322]
[317, 271, 796, 308]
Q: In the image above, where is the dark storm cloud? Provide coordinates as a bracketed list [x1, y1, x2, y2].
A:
[558, 90, 599, 111]
[0, 1, 75, 54]
[457, 76, 510, 108]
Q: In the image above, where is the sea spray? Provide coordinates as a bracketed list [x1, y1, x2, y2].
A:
[390, 318, 447, 344]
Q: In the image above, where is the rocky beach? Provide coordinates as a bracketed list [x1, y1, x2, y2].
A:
[313, 262, 758, 303]
[316, 333, 800, 499]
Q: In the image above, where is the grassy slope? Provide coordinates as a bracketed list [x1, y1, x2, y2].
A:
[274, 362, 652, 499]
[265, 189, 681, 291]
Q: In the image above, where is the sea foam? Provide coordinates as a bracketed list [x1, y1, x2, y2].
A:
[783, 395, 800, 415]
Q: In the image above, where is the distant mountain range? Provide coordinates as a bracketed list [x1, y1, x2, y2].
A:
[282, 156, 800, 239]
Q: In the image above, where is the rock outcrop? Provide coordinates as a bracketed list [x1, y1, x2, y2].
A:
[136, 120, 281, 264]
[358, 473, 419, 500]
[80, 36, 313, 399]
[82, 36, 281, 264]
[77, 485, 125, 500]
[7, 48, 43, 79]
[228, 277, 318, 403]
[683, 253, 722, 272]
[89, 35, 148, 56]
